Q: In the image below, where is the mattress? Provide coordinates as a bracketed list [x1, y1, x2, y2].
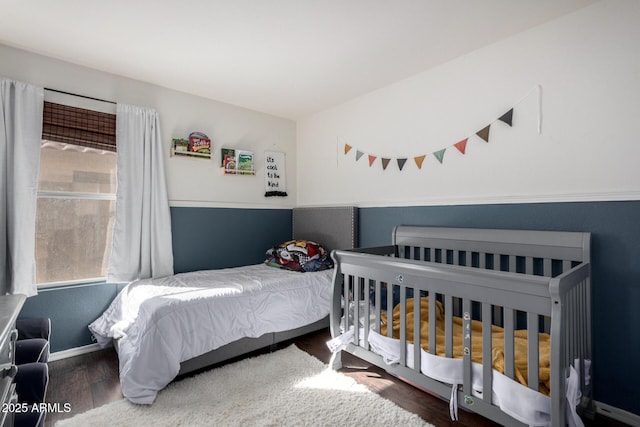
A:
[89, 264, 333, 404]
[380, 298, 551, 394]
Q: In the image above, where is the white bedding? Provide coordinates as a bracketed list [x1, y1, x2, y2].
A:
[89, 264, 333, 404]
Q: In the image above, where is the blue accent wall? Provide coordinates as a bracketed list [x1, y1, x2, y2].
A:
[20, 281, 121, 353]
[19, 207, 292, 352]
[171, 207, 291, 273]
[359, 201, 640, 416]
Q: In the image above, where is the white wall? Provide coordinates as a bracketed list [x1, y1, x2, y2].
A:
[296, 0, 640, 207]
[3, 0, 639, 211]
[0, 44, 297, 209]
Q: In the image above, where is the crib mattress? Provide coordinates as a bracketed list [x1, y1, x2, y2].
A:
[380, 298, 551, 394]
[355, 298, 582, 427]
[89, 264, 333, 404]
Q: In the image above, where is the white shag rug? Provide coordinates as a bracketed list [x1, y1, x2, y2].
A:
[55, 345, 433, 427]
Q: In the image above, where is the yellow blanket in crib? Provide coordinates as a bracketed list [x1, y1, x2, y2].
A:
[380, 298, 551, 395]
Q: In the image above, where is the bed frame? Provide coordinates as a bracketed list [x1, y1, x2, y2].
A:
[330, 226, 592, 427]
[178, 206, 358, 375]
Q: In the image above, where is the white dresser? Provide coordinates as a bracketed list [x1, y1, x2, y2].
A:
[0, 294, 26, 427]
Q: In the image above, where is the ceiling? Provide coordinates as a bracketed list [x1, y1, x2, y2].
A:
[0, 0, 597, 120]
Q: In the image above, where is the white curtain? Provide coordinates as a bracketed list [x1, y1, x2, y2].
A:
[108, 104, 174, 283]
[0, 78, 44, 296]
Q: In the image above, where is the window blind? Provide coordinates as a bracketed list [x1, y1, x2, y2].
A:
[42, 101, 116, 152]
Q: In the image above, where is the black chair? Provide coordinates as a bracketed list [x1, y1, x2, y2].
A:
[13, 318, 50, 427]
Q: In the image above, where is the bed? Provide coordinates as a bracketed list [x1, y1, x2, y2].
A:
[328, 226, 592, 427]
[89, 206, 358, 404]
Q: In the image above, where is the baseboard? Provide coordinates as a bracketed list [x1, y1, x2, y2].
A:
[596, 401, 640, 426]
[49, 342, 111, 362]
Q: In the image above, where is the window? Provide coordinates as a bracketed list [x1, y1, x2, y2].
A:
[35, 101, 117, 285]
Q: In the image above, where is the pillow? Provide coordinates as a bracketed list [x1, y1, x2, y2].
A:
[265, 240, 333, 272]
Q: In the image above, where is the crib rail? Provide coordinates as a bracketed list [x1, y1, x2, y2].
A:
[330, 235, 591, 427]
[393, 226, 590, 267]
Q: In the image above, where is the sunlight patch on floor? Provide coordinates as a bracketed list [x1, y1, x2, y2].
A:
[294, 369, 370, 392]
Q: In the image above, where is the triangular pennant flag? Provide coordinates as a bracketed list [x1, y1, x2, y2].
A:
[476, 125, 491, 142]
[368, 155, 377, 167]
[344, 144, 353, 154]
[397, 158, 407, 171]
[381, 158, 390, 170]
[434, 149, 446, 164]
[414, 155, 426, 169]
[498, 109, 514, 127]
[355, 150, 364, 161]
[454, 138, 468, 154]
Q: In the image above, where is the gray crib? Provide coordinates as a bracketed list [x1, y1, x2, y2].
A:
[329, 226, 592, 427]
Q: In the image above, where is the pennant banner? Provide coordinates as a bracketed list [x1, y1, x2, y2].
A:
[476, 125, 491, 143]
[499, 109, 513, 126]
[454, 138, 467, 154]
[342, 105, 518, 172]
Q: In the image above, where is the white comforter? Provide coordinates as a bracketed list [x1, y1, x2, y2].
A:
[89, 264, 333, 404]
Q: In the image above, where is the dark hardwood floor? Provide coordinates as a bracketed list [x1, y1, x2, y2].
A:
[45, 328, 628, 427]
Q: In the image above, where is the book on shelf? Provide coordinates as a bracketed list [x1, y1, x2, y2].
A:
[221, 148, 254, 175]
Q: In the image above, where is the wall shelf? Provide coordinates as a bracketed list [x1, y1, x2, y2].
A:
[220, 167, 255, 176]
[170, 148, 212, 159]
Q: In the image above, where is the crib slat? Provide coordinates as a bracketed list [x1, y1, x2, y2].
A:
[400, 286, 407, 367]
[462, 299, 472, 397]
[509, 255, 516, 272]
[428, 294, 437, 354]
[574, 287, 580, 364]
[543, 258, 552, 277]
[375, 281, 382, 333]
[354, 276, 361, 347]
[445, 295, 453, 358]
[583, 277, 591, 392]
[398, 245, 405, 259]
[526, 256, 534, 275]
[344, 275, 352, 336]
[570, 289, 575, 368]
[364, 279, 371, 350]
[482, 303, 493, 403]
[414, 293, 421, 372]
[580, 281, 587, 360]
[387, 284, 394, 338]
[527, 312, 539, 391]
[578, 283, 585, 361]
[576, 284, 583, 362]
[570, 287, 577, 365]
[504, 308, 515, 378]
